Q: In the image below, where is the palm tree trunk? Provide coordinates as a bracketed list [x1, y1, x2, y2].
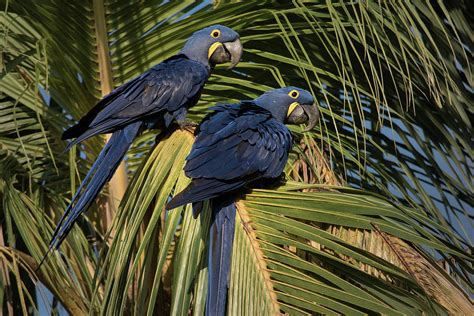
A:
[92, 0, 128, 235]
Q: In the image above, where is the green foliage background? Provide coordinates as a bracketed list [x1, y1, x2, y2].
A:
[0, 1, 472, 315]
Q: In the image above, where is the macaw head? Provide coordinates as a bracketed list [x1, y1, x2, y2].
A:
[255, 87, 320, 131]
[181, 25, 242, 69]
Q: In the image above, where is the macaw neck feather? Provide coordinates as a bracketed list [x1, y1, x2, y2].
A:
[180, 39, 211, 70]
[254, 98, 287, 123]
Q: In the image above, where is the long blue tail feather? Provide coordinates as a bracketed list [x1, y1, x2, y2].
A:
[206, 199, 236, 316]
[37, 121, 142, 269]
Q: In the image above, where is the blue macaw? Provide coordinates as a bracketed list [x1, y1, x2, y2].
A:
[166, 87, 319, 315]
[41, 25, 242, 265]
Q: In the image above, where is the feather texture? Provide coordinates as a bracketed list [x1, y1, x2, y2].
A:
[63, 55, 208, 148]
[39, 121, 142, 267]
[41, 25, 242, 270]
[207, 199, 236, 316]
[167, 100, 294, 315]
[40, 55, 209, 267]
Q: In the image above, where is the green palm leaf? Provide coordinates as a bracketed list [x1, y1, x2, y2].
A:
[1, 0, 471, 315]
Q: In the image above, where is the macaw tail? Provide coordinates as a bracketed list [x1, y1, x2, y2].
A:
[38, 121, 142, 268]
[206, 198, 236, 316]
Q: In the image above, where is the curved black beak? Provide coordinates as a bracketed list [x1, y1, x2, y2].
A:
[287, 103, 319, 131]
[223, 38, 243, 69]
[210, 38, 243, 69]
[209, 38, 243, 69]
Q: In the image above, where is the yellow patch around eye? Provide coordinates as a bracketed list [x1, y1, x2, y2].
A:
[287, 102, 299, 117]
[211, 29, 221, 38]
[208, 42, 223, 59]
[288, 89, 299, 99]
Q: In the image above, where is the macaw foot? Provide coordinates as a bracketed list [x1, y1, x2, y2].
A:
[177, 120, 198, 134]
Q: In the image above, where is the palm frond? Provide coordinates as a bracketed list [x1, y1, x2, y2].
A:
[0, 0, 471, 314]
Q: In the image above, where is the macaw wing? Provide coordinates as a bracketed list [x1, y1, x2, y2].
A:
[62, 55, 207, 144]
[180, 103, 292, 201]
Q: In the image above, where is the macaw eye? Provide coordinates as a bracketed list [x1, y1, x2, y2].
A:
[288, 90, 299, 99]
[211, 29, 221, 38]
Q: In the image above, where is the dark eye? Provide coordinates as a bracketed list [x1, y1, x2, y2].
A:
[288, 90, 299, 98]
[211, 29, 221, 38]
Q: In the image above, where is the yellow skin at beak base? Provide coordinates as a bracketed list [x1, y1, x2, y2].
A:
[208, 42, 223, 59]
[287, 102, 299, 117]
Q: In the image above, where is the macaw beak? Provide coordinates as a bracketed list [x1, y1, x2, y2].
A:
[209, 38, 243, 68]
[287, 103, 319, 131]
[223, 38, 243, 69]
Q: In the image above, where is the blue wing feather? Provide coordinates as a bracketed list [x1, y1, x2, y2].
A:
[40, 55, 209, 268]
[166, 101, 293, 316]
[38, 121, 142, 269]
[63, 55, 208, 145]
[168, 101, 292, 209]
